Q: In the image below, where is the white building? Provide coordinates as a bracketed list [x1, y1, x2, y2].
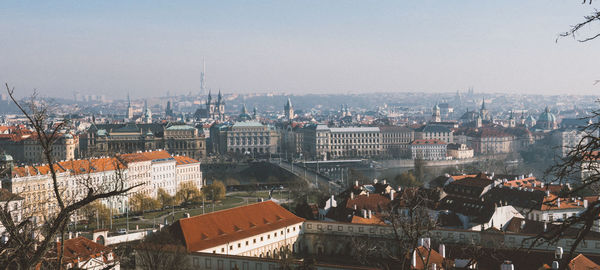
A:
[174, 155, 203, 191]
[410, 139, 447, 160]
[171, 201, 304, 257]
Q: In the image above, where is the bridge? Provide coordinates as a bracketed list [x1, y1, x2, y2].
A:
[270, 158, 344, 193]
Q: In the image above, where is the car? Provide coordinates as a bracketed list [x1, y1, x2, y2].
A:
[117, 228, 127, 234]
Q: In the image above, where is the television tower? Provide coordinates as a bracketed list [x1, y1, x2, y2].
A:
[200, 58, 206, 95]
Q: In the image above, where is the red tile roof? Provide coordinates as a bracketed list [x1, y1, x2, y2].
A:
[345, 194, 391, 212]
[11, 157, 122, 177]
[173, 201, 304, 252]
[569, 254, 600, 270]
[119, 150, 172, 163]
[173, 155, 199, 165]
[57, 237, 113, 266]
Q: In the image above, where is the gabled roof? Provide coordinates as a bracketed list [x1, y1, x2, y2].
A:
[11, 157, 122, 178]
[56, 237, 113, 266]
[569, 254, 600, 270]
[171, 201, 304, 252]
[415, 125, 452, 133]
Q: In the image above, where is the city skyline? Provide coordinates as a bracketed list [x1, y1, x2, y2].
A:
[2, 1, 599, 98]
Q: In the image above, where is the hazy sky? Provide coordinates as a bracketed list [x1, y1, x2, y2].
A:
[1, 1, 599, 98]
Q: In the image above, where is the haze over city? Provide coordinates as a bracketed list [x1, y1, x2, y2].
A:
[2, 1, 600, 98]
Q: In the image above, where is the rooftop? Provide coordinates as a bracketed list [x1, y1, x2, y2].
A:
[171, 201, 304, 252]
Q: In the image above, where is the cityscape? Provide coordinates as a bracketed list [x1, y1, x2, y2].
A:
[1, 1, 600, 270]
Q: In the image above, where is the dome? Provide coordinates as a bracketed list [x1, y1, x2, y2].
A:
[538, 107, 556, 123]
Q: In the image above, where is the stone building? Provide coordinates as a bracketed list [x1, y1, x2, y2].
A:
[301, 125, 380, 160]
[81, 123, 206, 160]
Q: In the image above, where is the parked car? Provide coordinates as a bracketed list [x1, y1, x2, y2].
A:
[117, 228, 127, 234]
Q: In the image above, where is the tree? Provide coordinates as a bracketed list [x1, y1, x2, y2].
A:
[203, 181, 226, 203]
[558, 0, 600, 42]
[130, 193, 160, 214]
[80, 201, 111, 229]
[135, 228, 191, 270]
[539, 106, 600, 270]
[0, 84, 139, 269]
[175, 184, 203, 206]
[157, 188, 175, 209]
[394, 171, 422, 187]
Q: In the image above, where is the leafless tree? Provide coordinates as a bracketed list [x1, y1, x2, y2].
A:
[558, 1, 600, 42]
[531, 106, 600, 270]
[135, 229, 191, 270]
[0, 84, 140, 269]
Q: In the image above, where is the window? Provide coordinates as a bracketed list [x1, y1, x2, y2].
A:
[238, 243, 241, 248]
[338, 226, 343, 231]
[205, 258, 212, 268]
[193, 258, 200, 266]
[261, 237, 263, 241]
[254, 239, 256, 243]
[359, 227, 364, 232]
[221, 248, 225, 252]
[267, 234, 270, 239]
[246, 241, 249, 246]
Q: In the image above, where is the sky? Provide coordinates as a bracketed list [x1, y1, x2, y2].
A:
[1, 1, 599, 98]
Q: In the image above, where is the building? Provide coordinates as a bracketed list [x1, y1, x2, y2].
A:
[194, 90, 226, 121]
[302, 125, 381, 159]
[1, 150, 202, 221]
[379, 126, 414, 158]
[534, 106, 558, 131]
[174, 155, 204, 191]
[0, 131, 79, 164]
[431, 104, 441, 123]
[414, 125, 453, 144]
[410, 139, 447, 160]
[446, 143, 473, 159]
[222, 121, 279, 155]
[284, 98, 295, 121]
[169, 201, 304, 257]
[463, 127, 514, 155]
[82, 123, 206, 160]
[53, 237, 119, 270]
[0, 187, 23, 235]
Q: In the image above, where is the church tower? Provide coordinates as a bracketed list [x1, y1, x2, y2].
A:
[432, 103, 441, 122]
[126, 93, 134, 121]
[480, 98, 489, 121]
[284, 98, 294, 121]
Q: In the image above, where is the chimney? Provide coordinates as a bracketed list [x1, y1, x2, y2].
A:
[383, 179, 387, 185]
[350, 192, 354, 200]
[520, 220, 526, 230]
[546, 190, 550, 196]
[184, 213, 190, 218]
[366, 192, 369, 197]
[419, 238, 431, 249]
[373, 179, 378, 184]
[431, 264, 437, 270]
[500, 261, 515, 270]
[367, 210, 372, 219]
[552, 261, 559, 270]
[544, 222, 548, 232]
[362, 209, 367, 219]
[412, 250, 417, 268]
[355, 180, 359, 187]
[584, 200, 589, 208]
[68, 231, 73, 239]
[390, 190, 395, 201]
[541, 182, 545, 188]
[439, 244, 446, 258]
[557, 198, 561, 208]
[330, 195, 335, 204]
[555, 247, 563, 259]
[353, 204, 357, 210]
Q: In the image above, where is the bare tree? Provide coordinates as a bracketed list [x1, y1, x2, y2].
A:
[534, 106, 600, 270]
[558, 1, 600, 42]
[0, 84, 140, 269]
[135, 229, 191, 270]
